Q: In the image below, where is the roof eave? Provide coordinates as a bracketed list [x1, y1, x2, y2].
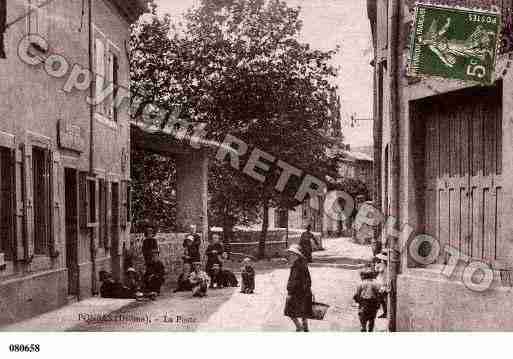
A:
[110, 0, 148, 23]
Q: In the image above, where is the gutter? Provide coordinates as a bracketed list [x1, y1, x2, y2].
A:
[388, 0, 401, 332]
[88, 0, 94, 176]
[88, 0, 98, 296]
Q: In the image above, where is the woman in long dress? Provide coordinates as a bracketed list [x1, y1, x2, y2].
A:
[284, 244, 313, 332]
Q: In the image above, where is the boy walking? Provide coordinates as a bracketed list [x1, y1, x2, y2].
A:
[353, 268, 380, 332]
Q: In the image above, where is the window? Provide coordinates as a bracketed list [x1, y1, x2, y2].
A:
[32, 146, 51, 255]
[94, 26, 120, 122]
[94, 36, 106, 114]
[0, 147, 15, 260]
[27, 0, 48, 37]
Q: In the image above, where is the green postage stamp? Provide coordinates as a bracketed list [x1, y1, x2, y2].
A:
[408, 3, 501, 84]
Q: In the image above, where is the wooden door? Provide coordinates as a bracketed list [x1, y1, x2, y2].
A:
[110, 182, 121, 280]
[421, 85, 502, 264]
[64, 168, 79, 296]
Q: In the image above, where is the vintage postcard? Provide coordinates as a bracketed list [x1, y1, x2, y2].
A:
[1, 0, 513, 349]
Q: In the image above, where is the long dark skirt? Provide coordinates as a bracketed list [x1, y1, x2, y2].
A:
[284, 291, 313, 318]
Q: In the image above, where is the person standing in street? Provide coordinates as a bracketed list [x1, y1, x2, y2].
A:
[142, 222, 158, 267]
[353, 268, 380, 332]
[183, 224, 201, 264]
[240, 257, 255, 294]
[284, 244, 313, 332]
[375, 251, 389, 318]
[205, 232, 225, 278]
[299, 225, 320, 263]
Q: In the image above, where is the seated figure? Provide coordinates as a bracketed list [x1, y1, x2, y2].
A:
[189, 262, 209, 297]
[174, 262, 193, 292]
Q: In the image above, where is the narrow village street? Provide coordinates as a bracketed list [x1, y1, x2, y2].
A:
[2, 238, 387, 332]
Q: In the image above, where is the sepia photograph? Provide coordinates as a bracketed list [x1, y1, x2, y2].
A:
[0, 0, 513, 350]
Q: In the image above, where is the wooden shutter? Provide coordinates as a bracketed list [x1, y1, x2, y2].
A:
[15, 148, 24, 260]
[105, 182, 112, 249]
[22, 144, 34, 260]
[50, 151, 61, 257]
[94, 27, 106, 113]
[106, 52, 114, 118]
[79, 172, 89, 229]
[90, 179, 99, 249]
[2, 148, 16, 261]
[120, 180, 127, 228]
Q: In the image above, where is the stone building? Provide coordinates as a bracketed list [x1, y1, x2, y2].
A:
[368, 0, 513, 330]
[338, 145, 374, 193]
[0, 0, 147, 326]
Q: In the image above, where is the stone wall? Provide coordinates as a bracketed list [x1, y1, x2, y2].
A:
[128, 233, 205, 283]
[397, 269, 513, 331]
[127, 230, 322, 280]
[227, 229, 322, 259]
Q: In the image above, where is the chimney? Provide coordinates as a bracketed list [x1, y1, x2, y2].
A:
[346, 144, 351, 151]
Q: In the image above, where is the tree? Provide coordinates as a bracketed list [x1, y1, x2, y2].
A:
[130, 147, 177, 233]
[129, 0, 343, 258]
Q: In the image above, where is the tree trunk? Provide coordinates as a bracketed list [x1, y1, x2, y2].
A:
[222, 202, 233, 255]
[222, 219, 233, 255]
[258, 200, 270, 259]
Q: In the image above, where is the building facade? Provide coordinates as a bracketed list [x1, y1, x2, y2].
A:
[338, 145, 374, 192]
[368, 0, 513, 330]
[0, 0, 146, 326]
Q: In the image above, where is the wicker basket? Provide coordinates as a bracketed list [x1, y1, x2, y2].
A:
[310, 301, 330, 320]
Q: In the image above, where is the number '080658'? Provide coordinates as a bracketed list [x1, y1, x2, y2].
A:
[8, 344, 40, 352]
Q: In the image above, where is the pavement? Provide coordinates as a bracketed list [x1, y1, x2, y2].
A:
[2, 237, 387, 332]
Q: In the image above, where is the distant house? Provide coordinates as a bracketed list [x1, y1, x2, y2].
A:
[338, 145, 374, 192]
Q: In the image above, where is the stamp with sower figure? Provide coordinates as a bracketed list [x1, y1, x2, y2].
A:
[408, 3, 501, 84]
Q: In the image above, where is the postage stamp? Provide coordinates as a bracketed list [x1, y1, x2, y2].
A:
[408, 3, 501, 84]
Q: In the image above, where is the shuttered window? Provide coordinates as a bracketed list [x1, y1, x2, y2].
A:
[32, 146, 51, 255]
[94, 26, 120, 122]
[95, 36, 106, 114]
[0, 147, 15, 260]
[99, 179, 108, 249]
[27, 0, 48, 38]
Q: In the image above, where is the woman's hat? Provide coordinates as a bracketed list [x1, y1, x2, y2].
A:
[286, 244, 304, 257]
[243, 257, 251, 264]
[126, 267, 136, 273]
[192, 261, 202, 265]
[376, 253, 388, 261]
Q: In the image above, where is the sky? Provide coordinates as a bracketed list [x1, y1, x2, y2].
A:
[156, 0, 374, 147]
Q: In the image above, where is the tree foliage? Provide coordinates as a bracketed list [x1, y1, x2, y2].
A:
[129, 0, 346, 257]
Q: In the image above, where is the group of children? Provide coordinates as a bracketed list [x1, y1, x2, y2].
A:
[353, 250, 389, 332]
[174, 257, 255, 297]
[99, 247, 166, 301]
